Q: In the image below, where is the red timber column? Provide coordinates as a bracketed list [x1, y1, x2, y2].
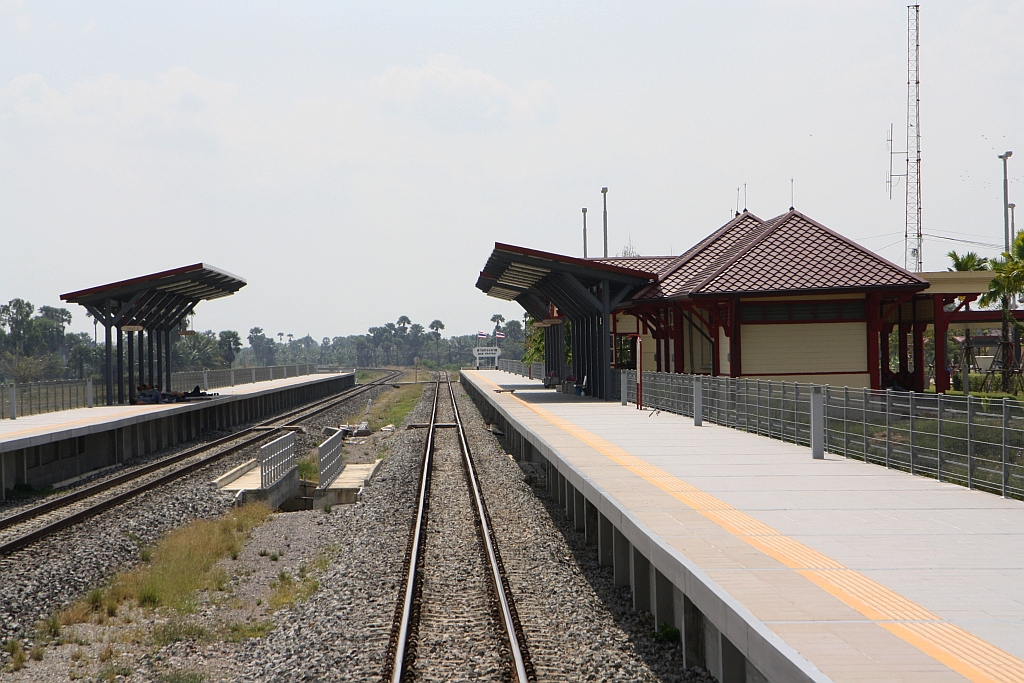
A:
[867, 293, 881, 389]
[729, 298, 742, 377]
[673, 305, 685, 373]
[934, 294, 950, 393]
[898, 321, 910, 377]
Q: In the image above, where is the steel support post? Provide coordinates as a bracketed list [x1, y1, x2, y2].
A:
[156, 331, 163, 390]
[693, 377, 702, 427]
[104, 321, 113, 406]
[968, 396, 975, 489]
[937, 393, 944, 481]
[87, 379, 93, 408]
[127, 331, 135, 403]
[1003, 397, 1010, 498]
[811, 386, 824, 459]
[147, 331, 155, 388]
[885, 389, 892, 468]
[165, 330, 172, 391]
[843, 386, 850, 457]
[909, 391, 916, 475]
[116, 327, 124, 404]
[8, 383, 15, 420]
[621, 372, 627, 406]
[863, 388, 869, 462]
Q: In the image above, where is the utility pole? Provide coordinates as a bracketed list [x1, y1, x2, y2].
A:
[602, 187, 609, 258]
[905, 4, 923, 272]
[1000, 151, 1013, 252]
[582, 208, 588, 258]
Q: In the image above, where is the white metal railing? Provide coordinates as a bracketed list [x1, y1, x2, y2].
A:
[620, 370, 1024, 501]
[497, 359, 546, 380]
[0, 364, 321, 419]
[316, 429, 347, 489]
[171, 364, 317, 393]
[2, 378, 103, 420]
[260, 432, 296, 489]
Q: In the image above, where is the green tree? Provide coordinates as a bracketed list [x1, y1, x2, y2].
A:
[218, 330, 243, 368]
[247, 328, 276, 367]
[0, 298, 35, 355]
[429, 320, 445, 364]
[174, 330, 221, 371]
[979, 234, 1024, 392]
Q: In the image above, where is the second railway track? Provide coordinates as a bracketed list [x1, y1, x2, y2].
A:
[384, 373, 534, 683]
[0, 370, 402, 556]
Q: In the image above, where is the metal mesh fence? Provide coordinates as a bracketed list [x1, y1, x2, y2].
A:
[621, 370, 1024, 500]
[497, 359, 546, 380]
[2, 364, 319, 420]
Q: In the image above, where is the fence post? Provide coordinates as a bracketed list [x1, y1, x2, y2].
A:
[86, 379, 93, 409]
[693, 377, 703, 427]
[811, 386, 824, 459]
[253, 368, 257, 383]
[862, 388, 869, 463]
[824, 385, 830, 452]
[937, 393, 944, 482]
[231, 369, 235, 387]
[885, 389, 892, 469]
[909, 392, 916, 475]
[1002, 397, 1009, 499]
[967, 395, 974, 490]
[203, 371, 209, 392]
[843, 386, 850, 457]
[8, 383, 15, 420]
[621, 372, 627, 407]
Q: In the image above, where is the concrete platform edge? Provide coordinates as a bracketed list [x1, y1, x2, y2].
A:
[462, 370, 832, 683]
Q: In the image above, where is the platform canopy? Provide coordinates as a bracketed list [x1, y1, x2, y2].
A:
[61, 264, 246, 405]
[476, 243, 656, 399]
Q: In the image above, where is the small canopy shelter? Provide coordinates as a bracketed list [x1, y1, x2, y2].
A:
[61, 264, 246, 405]
[476, 243, 655, 399]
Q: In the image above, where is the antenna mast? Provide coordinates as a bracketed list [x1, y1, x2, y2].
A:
[906, 5, 922, 272]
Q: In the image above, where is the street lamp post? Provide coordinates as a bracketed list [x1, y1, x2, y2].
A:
[1010, 203, 1017, 244]
[582, 208, 588, 258]
[601, 187, 609, 258]
[999, 151, 1013, 252]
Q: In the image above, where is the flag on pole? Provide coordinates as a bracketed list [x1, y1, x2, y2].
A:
[477, 331, 487, 338]
[495, 331, 506, 339]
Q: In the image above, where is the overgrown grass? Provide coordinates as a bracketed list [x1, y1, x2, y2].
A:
[268, 567, 318, 610]
[296, 453, 319, 483]
[157, 671, 205, 683]
[223, 620, 274, 642]
[356, 369, 387, 383]
[367, 383, 425, 431]
[60, 503, 271, 623]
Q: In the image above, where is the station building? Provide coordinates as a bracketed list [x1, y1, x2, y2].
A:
[476, 209, 998, 399]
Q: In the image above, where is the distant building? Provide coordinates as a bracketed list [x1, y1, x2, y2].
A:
[477, 209, 1000, 399]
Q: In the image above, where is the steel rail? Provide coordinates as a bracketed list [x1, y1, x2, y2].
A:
[385, 372, 532, 683]
[447, 376, 531, 682]
[0, 371, 401, 556]
[388, 374, 439, 683]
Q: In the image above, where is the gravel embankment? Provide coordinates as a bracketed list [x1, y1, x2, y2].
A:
[0, 384, 389, 653]
[238, 384, 432, 681]
[454, 383, 717, 683]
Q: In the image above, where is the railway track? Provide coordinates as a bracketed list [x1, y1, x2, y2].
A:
[0, 370, 402, 556]
[383, 373, 534, 682]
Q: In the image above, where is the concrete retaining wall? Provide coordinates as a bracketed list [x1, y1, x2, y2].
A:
[1, 373, 355, 497]
[462, 372, 826, 683]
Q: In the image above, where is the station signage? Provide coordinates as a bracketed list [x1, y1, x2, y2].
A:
[472, 346, 502, 359]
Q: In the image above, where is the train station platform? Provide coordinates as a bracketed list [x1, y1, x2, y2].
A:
[0, 372, 355, 497]
[461, 370, 1024, 683]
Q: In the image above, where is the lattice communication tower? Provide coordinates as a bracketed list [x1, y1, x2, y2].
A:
[906, 5, 922, 272]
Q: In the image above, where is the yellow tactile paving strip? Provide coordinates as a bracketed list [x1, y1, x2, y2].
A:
[472, 374, 1024, 683]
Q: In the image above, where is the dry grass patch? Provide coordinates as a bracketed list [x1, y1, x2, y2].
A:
[268, 566, 318, 611]
[367, 383, 425, 431]
[58, 503, 271, 625]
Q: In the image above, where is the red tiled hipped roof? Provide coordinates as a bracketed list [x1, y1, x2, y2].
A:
[633, 210, 926, 301]
[592, 256, 679, 275]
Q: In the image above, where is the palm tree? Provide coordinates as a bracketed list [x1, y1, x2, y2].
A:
[979, 235, 1024, 392]
[429, 320, 445, 365]
[948, 251, 989, 383]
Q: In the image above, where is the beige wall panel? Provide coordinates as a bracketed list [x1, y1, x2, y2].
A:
[615, 314, 638, 334]
[719, 327, 730, 375]
[741, 322, 867, 375]
[741, 373, 872, 388]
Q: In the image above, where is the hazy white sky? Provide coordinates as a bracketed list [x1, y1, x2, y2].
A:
[2, 1, 1022, 341]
